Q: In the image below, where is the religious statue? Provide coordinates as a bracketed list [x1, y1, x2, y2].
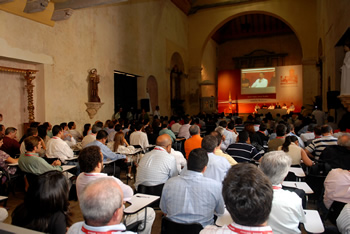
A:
[341, 42, 350, 95]
[89, 68, 100, 102]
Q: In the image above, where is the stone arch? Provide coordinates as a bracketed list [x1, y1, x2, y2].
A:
[146, 75, 158, 114]
[202, 11, 303, 61]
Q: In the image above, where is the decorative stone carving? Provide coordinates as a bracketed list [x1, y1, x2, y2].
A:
[338, 95, 350, 112]
[0, 66, 37, 123]
[85, 102, 104, 119]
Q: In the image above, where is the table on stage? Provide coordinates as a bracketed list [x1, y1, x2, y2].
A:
[216, 208, 324, 233]
[258, 109, 287, 117]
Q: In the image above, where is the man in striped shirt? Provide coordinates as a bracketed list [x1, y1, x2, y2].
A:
[305, 125, 337, 160]
[225, 131, 262, 163]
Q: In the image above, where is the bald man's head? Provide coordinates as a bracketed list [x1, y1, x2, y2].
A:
[80, 178, 124, 226]
[156, 134, 172, 153]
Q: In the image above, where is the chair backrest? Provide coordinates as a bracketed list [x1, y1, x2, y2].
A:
[161, 216, 203, 234]
[137, 183, 164, 208]
[327, 201, 347, 225]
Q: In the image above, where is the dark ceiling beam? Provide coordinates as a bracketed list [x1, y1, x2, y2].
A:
[23, 0, 50, 13]
[188, 0, 253, 15]
[54, 0, 127, 10]
[0, 0, 14, 4]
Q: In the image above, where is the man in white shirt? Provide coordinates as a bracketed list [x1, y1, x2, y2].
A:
[260, 151, 305, 233]
[81, 125, 99, 148]
[251, 72, 268, 88]
[177, 118, 192, 139]
[68, 121, 83, 142]
[46, 125, 75, 164]
[129, 124, 149, 151]
[170, 118, 182, 135]
[135, 134, 178, 190]
[75, 146, 155, 234]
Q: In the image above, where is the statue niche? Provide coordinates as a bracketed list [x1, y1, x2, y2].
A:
[89, 68, 101, 102]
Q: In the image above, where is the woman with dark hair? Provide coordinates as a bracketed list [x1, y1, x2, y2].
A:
[82, 123, 91, 137]
[12, 170, 71, 233]
[278, 135, 313, 166]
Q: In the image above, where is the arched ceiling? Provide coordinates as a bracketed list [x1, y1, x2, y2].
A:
[212, 14, 294, 44]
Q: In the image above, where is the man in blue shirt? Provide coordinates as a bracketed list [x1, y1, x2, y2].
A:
[86, 130, 126, 178]
[160, 148, 224, 227]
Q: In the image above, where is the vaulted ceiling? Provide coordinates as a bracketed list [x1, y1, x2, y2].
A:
[171, 0, 294, 43]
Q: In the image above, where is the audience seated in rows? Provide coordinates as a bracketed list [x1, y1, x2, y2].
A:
[225, 131, 262, 163]
[0, 127, 20, 157]
[12, 171, 70, 233]
[160, 148, 224, 228]
[268, 124, 286, 152]
[76, 146, 155, 234]
[159, 121, 176, 143]
[177, 118, 191, 139]
[336, 203, 350, 234]
[200, 135, 231, 182]
[219, 120, 237, 151]
[210, 130, 237, 166]
[135, 134, 178, 190]
[305, 125, 337, 160]
[323, 168, 350, 210]
[0, 135, 18, 175]
[19, 136, 62, 175]
[278, 135, 313, 167]
[19, 127, 46, 157]
[170, 117, 181, 135]
[46, 125, 75, 164]
[321, 134, 350, 170]
[300, 123, 316, 144]
[68, 121, 83, 142]
[129, 124, 149, 151]
[184, 125, 202, 159]
[260, 151, 305, 233]
[68, 177, 136, 234]
[200, 163, 273, 233]
[86, 130, 126, 178]
[81, 124, 99, 148]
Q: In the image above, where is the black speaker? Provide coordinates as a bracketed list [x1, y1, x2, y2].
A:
[327, 91, 341, 109]
[140, 99, 150, 112]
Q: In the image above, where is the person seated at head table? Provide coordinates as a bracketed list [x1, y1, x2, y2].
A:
[200, 163, 274, 233]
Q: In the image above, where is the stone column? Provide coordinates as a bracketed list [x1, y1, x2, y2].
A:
[302, 59, 319, 108]
[187, 66, 202, 115]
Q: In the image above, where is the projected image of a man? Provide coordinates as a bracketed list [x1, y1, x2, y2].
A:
[251, 72, 268, 88]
